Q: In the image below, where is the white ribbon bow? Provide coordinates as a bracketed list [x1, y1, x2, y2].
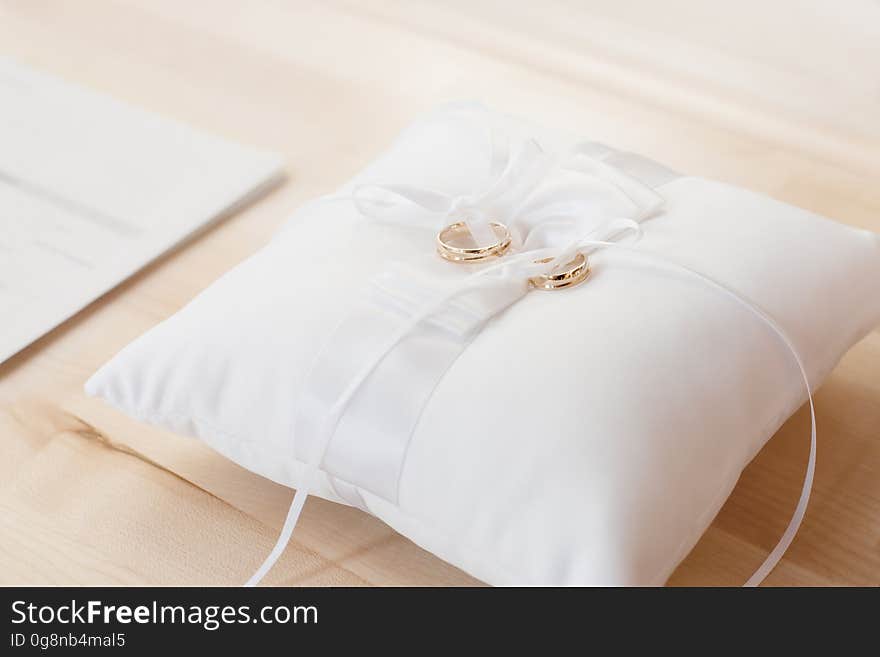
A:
[351, 135, 665, 276]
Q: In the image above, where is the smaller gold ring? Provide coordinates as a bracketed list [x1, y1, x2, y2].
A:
[529, 252, 591, 290]
[436, 221, 512, 263]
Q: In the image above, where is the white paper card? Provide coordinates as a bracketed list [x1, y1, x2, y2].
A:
[0, 58, 283, 363]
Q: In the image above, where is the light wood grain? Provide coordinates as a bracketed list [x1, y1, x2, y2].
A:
[1, 0, 878, 586]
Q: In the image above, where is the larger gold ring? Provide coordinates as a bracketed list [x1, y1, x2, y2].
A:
[529, 252, 591, 290]
[436, 221, 512, 263]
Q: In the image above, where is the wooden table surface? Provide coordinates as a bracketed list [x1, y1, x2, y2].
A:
[1, 0, 879, 586]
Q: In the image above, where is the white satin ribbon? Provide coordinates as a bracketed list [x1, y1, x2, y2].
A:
[246, 131, 814, 587]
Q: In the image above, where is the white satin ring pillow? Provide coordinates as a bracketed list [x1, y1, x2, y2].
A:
[86, 105, 880, 585]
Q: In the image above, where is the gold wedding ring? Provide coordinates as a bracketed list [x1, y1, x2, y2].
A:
[436, 221, 512, 263]
[529, 252, 591, 290]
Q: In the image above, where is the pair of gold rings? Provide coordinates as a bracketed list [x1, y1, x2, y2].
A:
[435, 220, 590, 290]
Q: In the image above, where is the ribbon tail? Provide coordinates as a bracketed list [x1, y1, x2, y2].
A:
[744, 361, 816, 586]
[245, 469, 315, 587]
